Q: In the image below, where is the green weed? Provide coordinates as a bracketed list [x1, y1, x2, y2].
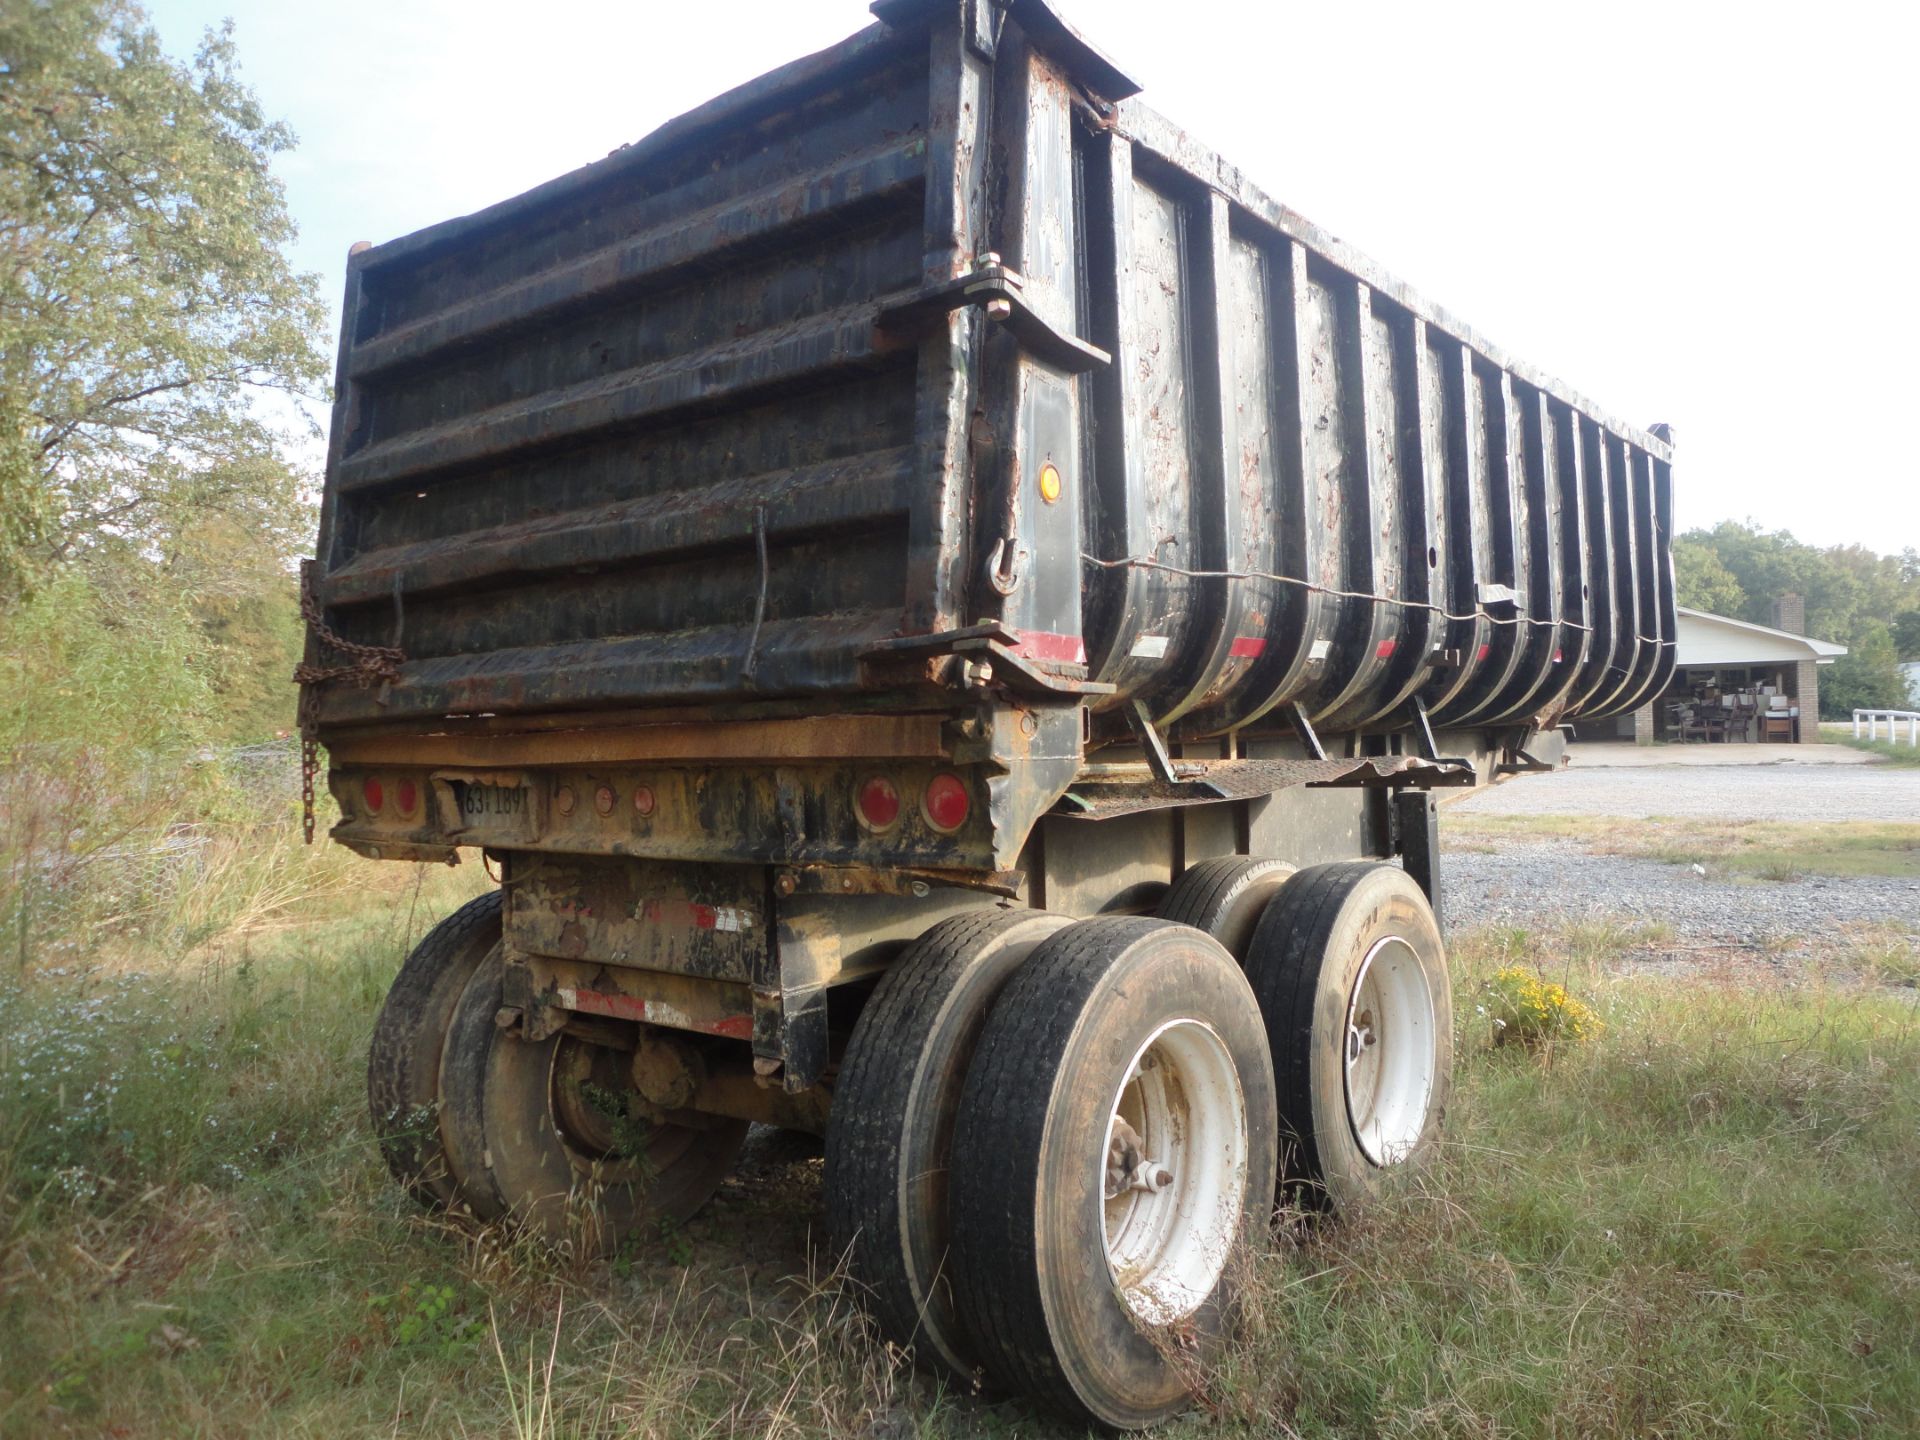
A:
[3, 885, 1918, 1436]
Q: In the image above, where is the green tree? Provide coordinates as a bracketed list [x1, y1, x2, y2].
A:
[1677, 522, 1920, 716]
[0, 0, 327, 598]
[1894, 610, 1920, 663]
[1822, 619, 1909, 718]
[160, 474, 307, 739]
[1672, 536, 1746, 615]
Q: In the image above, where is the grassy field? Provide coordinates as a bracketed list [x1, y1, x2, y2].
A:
[3, 858, 1917, 1437]
[1817, 723, 1920, 768]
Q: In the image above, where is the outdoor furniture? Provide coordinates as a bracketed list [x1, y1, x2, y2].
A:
[1678, 706, 1728, 742]
[1727, 693, 1756, 742]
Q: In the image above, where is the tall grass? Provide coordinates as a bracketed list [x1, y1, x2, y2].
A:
[1190, 932, 1920, 1437]
[0, 742, 369, 971]
[2, 895, 1916, 1437]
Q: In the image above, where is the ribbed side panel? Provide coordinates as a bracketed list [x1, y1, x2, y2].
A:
[1072, 107, 1676, 735]
[311, 38, 931, 729]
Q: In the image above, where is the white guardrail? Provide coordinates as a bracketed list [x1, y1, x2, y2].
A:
[1854, 709, 1920, 745]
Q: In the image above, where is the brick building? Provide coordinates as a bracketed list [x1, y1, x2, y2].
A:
[1616, 593, 1846, 744]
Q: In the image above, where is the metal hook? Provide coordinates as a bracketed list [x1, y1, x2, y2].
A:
[985, 537, 1022, 596]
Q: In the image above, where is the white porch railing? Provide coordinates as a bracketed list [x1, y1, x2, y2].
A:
[1854, 709, 1920, 745]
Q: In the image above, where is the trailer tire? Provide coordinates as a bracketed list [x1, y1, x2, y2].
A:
[367, 889, 503, 1208]
[1157, 857, 1296, 963]
[437, 948, 511, 1221]
[825, 908, 1071, 1379]
[439, 952, 746, 1252]
[485, 1025, 747, 1257]
[949, 918, 1277, 1429]
[1243, 861, 1450, 1210]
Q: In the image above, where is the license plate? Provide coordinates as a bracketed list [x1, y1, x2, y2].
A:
[449, 779, 534, 838]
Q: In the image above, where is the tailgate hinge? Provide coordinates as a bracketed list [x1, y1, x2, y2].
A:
[877, 255, 1111, 374]
[864, 623, 1114, 699]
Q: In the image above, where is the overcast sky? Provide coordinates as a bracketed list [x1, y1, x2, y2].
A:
[151, 0, 1919, 554]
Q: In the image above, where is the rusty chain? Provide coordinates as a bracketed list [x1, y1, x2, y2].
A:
[293, 563, 406, 843]
[291, 572, 405, 690]
[300, 737, 318, 844]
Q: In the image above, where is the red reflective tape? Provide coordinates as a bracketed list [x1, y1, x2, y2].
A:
[638, 899, 714, 929]
[1011, 630, 1087, 665]
[1229, 636, 1266, 658]
[559, 988, 754, 1040]
[1475, 643, 1492, 663]
[562, 988, 648, 1022]
[1374, 639, 1397, 661]
[1553, 647, 1563, 663]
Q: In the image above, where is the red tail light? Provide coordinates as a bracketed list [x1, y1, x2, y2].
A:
[395, 779, 418, 816]
[922, 773, 970, 833]
[361, 777, 384, 814]
[856, 776, 900, 831]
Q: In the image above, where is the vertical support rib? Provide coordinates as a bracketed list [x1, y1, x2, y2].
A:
[1292, 270, 1375, 722]
[1413, 332, 1466, 720]
[1162, 192, 1242, 726]
[902, 12, 991, 634]
[1589, 435, 1643, 713]
[1520, 396, 1588, 726]
[1568, 416, 1617, 713]
[1611, 447, 1669, 713]
[1326, 289, 1430, 727]
[1482, 384, 1563, 722]
[1084, 136, 1190, 703]
[1646, 455, 1679, 701]
[1197, 233, 1308, 734]
[1453, 368, 1533, 723]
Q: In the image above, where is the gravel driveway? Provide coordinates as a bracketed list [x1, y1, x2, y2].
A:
[1451, 759, 1920, 822]
[1442, 762, 1920, 945]
[1443, 839, 1918, 943]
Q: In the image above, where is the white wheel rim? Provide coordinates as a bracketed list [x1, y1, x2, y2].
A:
[1101, 1019, 1248, 1326]
[1343, 935, 1437, 1166]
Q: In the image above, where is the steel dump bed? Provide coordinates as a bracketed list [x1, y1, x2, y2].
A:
[303, 0, 1673, 747]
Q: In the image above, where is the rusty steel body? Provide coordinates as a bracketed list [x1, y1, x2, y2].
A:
[301, 0, 1675, 1092]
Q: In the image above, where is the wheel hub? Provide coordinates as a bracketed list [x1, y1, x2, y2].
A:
[1343, 936, 1437, 1167]
[1101, 1018, 1248, 1327]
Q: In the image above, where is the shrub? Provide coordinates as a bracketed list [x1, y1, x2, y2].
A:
[1479, 965, 1603, 1049]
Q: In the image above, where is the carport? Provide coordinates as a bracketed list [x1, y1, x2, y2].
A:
[1580, 596, 1846, 744]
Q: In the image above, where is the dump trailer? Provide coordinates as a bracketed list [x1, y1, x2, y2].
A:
[300, 0, 1675, 1426]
